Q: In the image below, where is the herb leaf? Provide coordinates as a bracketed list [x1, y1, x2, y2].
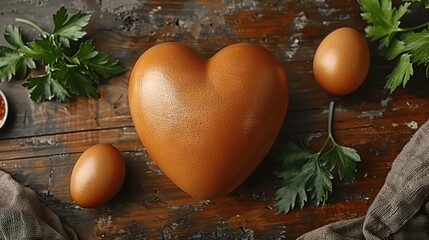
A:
[0, 25, 35, 82]
[0, 47, 21, 82]
[53, 6, 90, 47]
[358, 0, 429, 92]
[385, 54, 414, 92]
[4, 25, 25, 48]
[403, 29, 429, 63]
[0, 6, 123, 102]
[380, 39, 406, 60]
[20, 38, 62, 64]
[322, 144, 360, 183]
[359, 0, 410, 49]
[274, 141, 320, 213]
[74, 41, 124, 80]
[23, 74, 70, 102]
[307, 161, 332, 205]
[0, 46, 35, 82]
[274, 101, 359, 213]
[54, 65, 98, 98]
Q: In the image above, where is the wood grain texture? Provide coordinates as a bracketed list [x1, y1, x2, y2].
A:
[0, 0, 429, 239]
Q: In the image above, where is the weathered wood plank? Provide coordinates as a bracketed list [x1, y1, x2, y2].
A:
[0, 0, 428, 239]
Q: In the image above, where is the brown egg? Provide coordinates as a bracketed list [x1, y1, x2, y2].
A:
[70, 144, 126, 208]
[313, 27, 370, 95]
[128, 42, 288, 199]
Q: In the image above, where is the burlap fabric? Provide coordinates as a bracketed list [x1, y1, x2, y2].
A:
[0, 171, 78, 240]
[299, 118, 429, 239]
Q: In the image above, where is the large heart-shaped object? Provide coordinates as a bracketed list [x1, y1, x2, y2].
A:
[129, 42, 288, 199]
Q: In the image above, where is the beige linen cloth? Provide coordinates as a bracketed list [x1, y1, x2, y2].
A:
[1, 120, 429, 239]
[0, 170, 78, 239]
[299, 118, 429, 239]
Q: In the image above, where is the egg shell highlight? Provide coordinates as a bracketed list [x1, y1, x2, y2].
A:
[70, 144, 126, 208]
[313, 27, 370, 95]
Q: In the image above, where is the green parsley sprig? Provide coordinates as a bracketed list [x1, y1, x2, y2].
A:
[274, 101, 361, 213]
[358, 0, 429, 92]
[0, 6, 124, 102]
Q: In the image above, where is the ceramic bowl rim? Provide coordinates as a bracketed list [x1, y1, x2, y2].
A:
[0, 89, 9, 129]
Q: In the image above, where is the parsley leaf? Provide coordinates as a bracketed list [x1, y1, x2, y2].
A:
[54, 65, 98, 98]
[359, 0, 410, 49]
[322, 144, 360, 183]
[0, 46, 35, 82]
[53, 6, 90, 47]
[20, 38, 62, 64]
[73, 41, 124, 80]
[0, 47, 22, 82]
[307, 161, 332, 205]
[273, 140, 333, 213]
[274, 101, 360, 213]
[0, 25, 35, 82]
[385, 54, 414, 92]
[274, 142, 316, 213]
[380, 39, 406, 60]
[4, 25, 25, 48]
[358, 0, 429, 92]
[22, 74, 70, 102]
[403, 28, 429, 63]
[0, 6, 123, 101]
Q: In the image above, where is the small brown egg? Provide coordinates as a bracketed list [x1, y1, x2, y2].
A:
[70, 144, 126, 208]
[313, 27, 370, 95]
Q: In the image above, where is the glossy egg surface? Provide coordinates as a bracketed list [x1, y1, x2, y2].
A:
[313, 27, 370, 95]
[70, 144, 126, 208]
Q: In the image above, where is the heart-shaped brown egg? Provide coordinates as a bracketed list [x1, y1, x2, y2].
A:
[129, 42, 288, 199]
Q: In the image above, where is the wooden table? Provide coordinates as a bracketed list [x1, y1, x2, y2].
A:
[1, 0, 428, 239]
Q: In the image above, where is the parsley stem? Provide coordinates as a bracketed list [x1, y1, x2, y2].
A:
[327, 100, 335, 138]
[398, 20, 429, 33]
[15, 18, 47, 36]
[317, 100, 336, 156]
